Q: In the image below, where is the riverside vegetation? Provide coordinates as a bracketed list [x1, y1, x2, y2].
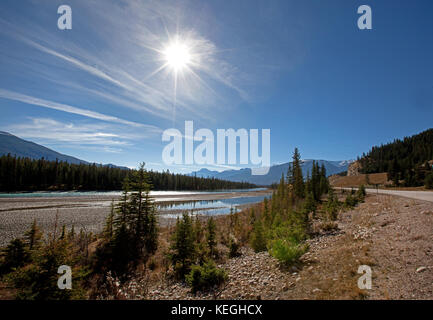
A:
[0, 149, 368, 299]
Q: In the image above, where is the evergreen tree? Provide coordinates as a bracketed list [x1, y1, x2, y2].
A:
[103, 201, 115, 241]
[250, 220, 267, 253]
[128, 163, 158, 259]
[206, 217, 217, 257]
[169, 213, 196, 278]
[24, 219, 42, 251]
[292, 148, 305, 199]
[0, 238, 28, 275]
[303, 191, 316, 217]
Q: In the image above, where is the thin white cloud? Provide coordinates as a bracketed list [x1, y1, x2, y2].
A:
[25, 40, 124, 88]
[0, 89, 158, 129]
[4, 117, 166, 160]
[5, 118, 130, 147]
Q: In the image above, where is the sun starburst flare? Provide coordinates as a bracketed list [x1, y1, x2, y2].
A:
[163, 40, 192, 72]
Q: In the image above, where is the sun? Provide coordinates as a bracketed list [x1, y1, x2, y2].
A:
[163, 40, 192, 72]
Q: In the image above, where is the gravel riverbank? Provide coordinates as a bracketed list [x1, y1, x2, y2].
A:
[0, 189, 271, 247]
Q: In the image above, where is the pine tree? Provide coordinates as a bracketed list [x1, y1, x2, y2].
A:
[0, 238, 29, 275]
[103, 201, 115, 241]
[303, 191, 316, 217]
[325, 187, 339, 220]
[193, 217, 203, 244]
[128, 163, 158, 258]
[206, 217, 217, 257]
[292, 148, 305, 199]
[24, 219, 42, 251]
[68, 225, 75, 242]
[60, 225, 66, 240]
[263, 197, 271, 226]
[169, 213, 196, 278]
[250, 220, 267, 253]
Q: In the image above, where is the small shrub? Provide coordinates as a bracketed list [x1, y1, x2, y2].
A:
[250, 221, 267, 253]
[344, 194, 358, 208]
[269, 239, 308, 265]
[303, 192, 317, 216]
[185, 261, 227, 293]
[319, 221, 338, 232]
[228, 237, 240, 258]
[356, 185, 366, 201]
[325, 189, 339, 220]
[0, 238, 29, 276]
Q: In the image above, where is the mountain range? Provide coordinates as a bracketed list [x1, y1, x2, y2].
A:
[0, 131, 352, 184]
[189, 160, 353, 185]
[0, 131, 127, 169]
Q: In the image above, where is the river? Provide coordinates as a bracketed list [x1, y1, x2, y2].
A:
[0, 188, 271, 246]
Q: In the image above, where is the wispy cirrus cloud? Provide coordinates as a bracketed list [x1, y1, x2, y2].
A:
[0, 88, 159, 129]
[4, 117, 158, 150]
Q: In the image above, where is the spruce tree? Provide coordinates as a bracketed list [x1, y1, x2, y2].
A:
[292, 148, 305, 199]
[169, 213, 196, 278]
[24, 219, 42, 251]
[206, 217, 217, 257]
[250, 220, 267, 253]
[103, 201, 115, 241]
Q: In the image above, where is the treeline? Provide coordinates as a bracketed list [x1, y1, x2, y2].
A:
[0, 154, 256, 192]
[358, 129, 433, 187]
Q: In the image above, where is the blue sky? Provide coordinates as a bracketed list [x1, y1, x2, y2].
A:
[0, 0, 432, 173]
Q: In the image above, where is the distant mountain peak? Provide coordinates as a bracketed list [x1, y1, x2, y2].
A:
[189, 159, 352, 185]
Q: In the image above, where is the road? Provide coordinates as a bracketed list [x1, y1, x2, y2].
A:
[340, 187, 433, 203]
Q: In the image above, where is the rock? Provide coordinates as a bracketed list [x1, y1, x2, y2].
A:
[416, 267, 427, 273]
[312, 288, 321, 293]
[347, 161, 362, 176]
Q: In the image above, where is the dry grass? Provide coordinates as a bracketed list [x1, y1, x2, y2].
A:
[329, 173, 388, 188]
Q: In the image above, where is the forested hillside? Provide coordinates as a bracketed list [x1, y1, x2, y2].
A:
[0, 155, 256, 192]
[358, 129, 433, 187]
